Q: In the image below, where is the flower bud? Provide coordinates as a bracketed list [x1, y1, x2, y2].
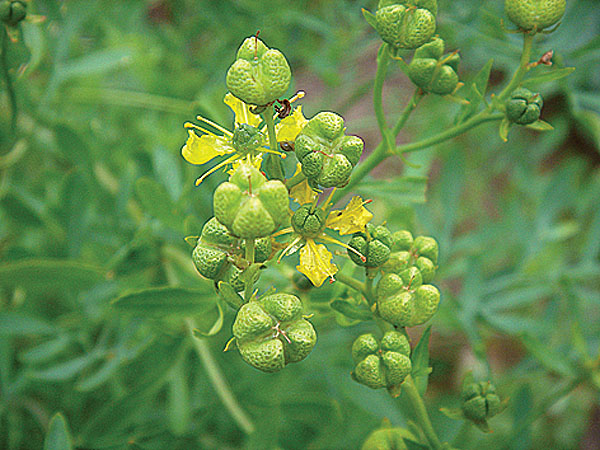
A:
[506, 88, 543, 125]
[375, 0, 438, 50]
[233, 293, 317, 372]
[351, 331, 412, 393]
[505, 0, 566, 31]
[291, 204, 328, 239]
[461, 381, 502, 422]
[408, 37, 460, 96]
[348, 224, 393, 268]
[213, 162, 289, 239]
[294, 112, 364, 189]
[376, 273, 440, 327]
[0, 1, 26, 27]
[226, 36, 291, 106]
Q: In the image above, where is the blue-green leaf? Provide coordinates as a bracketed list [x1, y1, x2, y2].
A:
[44, 413, 74, 450]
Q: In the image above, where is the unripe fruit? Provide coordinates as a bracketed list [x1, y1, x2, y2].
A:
[506, 88, 543, 125]
[192, 218, 237, 280]
[351, 331, 412, 391]
[408, 38, 460, 96]
[213, 162, 288, 239]
[376, 273, 440, 327]
[294, 112, 364, 189]
[505, 0, 566, 31]
[461, 381, 502, 422]
[231, 124, 264, 155]
[361, 427, 408, 450]
[382, 231, 438, 283]
[0, 1, 26, 27]
[348, 223, 393, 268]
[291, 204, 328, 239]
[233, 293, 317, 372]
[226, 36, 291, 106]
[375, 0, 438, 50]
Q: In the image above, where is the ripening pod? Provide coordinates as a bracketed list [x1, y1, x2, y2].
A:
[192, 218, 238, 280]
[408, 37, 460, 95]
[294, 112, 364, 189]
[376, 272, 440, 327]
[213, 162, 289, 239]
[231, 124, 265, 156]
[0, 1, 27, 27]
[461, 381, 502, 422]
[505, 0, 566, 31]
[348, 224, 393, 268]
[226, 36, 291, 106]
[291, 204, 328, 239]
[382, 231, 438, 283]
[506, 88, 543, 125]
[375, 0, 438, 50]
[232, 293, 317, 372]
[351, 331, 412, 393]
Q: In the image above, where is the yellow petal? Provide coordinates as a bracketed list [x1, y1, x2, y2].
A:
[326, 196, 374, 235]
[290, 178, 317, 205]
[275, 106, 309, 142]
[224, 92, 261, 128]
[297, 239, 338, 287]
[181, 131, 234, 165]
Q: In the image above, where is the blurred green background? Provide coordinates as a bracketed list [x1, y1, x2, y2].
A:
[1, 0, 599, 449]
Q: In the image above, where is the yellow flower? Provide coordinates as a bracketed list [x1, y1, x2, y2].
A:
[182, 91, 306, 185]
[276, 191, 373, 287]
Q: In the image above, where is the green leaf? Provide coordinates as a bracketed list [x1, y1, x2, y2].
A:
[167, 361, 191, 436]
[134, 177, 177, 227]
[28, 352, 104, 382]
[404, 438, 430, 450]
[520, 334, 574, 378]
[57, 47, 132, 83]
[192, 301, 224, 337]
[362, 8, 377, 30]
[440, 407, 465, 421]
[152, 146, 182, 202]
[44, 413, 73, 450]
[0, 313, 58, 337]
[0, 259, 104, 291]
[330, 298, 372, 321]
[357, 176, 427, 204]
[455, 59, 494, 124]
[525, 120, 553, 131]
[499, 117, 511, 142]
[112, 287, 216, 317]
[411, 325, 432, 396]
[20, 335, 71, 364]
[521, 67, 575, 89]
[217, 281, 245, 309]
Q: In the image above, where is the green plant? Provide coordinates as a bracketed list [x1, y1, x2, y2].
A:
[1, 0, 599, 449]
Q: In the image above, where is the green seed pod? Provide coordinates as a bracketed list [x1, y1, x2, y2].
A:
[505, 0, 566, 31]
[351, 331, 412, 391]
[376, 273, 440, 327]
[408, 37, 460, 95]
[383, 232, 438, 283]
[506, 88, 543, 125]
[291, 204, 328, 239]
[213, 162, 289, 239]
[375, 0, 437, 50]
[348, 224, 393, 268]
[231, 124, 264, 155]
[226, 36, 291, 106]
[233, 293, 317, 372]
[361, 427, 408, 450]
[294, 112, 364, 189]
[0, 1, 26, 27]
[461, 381, 502, 422]
[192, 218, 238, 280]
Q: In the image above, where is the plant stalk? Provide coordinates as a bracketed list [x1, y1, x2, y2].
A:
[186, 318, 255, 435]
[497, 32, 535, 102]
[335, 271, 368, 297]
[403, 374, 444, 450]
[263, 110, 285, 180]
[1, 27, 18, 140]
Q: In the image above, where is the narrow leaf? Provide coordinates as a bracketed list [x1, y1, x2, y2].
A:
[112, 287, 215, 316]
[44, 413, 73, 450]
[525, 120, 554, 131]
[362, 8, 377, 29]
[499, 117, 511, 142]
[0, 313, 58, 337]
[357, 176, 427, 204]
[217, 281, 245, 309]
[521, 67, 575, 89]
[411, 326, 432, 395]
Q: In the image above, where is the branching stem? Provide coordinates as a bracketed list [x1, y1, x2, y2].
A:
[403, 375, 444, 450]
[263, 110, 284, 180]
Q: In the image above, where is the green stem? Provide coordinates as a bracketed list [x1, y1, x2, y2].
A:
[403, 374, 444, 450]
[335, 271, 367, 297]
[186, 318, 255, 435]
[365, 276, 375, 305]
[394, 112, 504, 155]
[244, 238, 255, 302]
[497, 32, 535, 102]
[373, 44, 394, 153]
[393, 89, 424, 136]
[262, 110, 284, 180]
[285, 171, 306, 190]
[1, 27, 17, 139]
